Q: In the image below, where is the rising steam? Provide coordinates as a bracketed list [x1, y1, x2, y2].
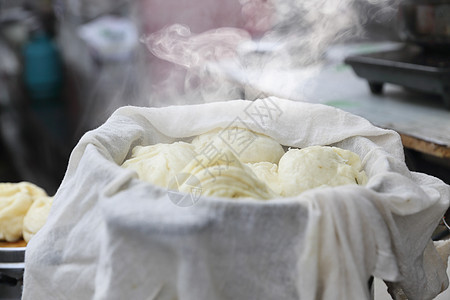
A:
[139, 0, 399, 105]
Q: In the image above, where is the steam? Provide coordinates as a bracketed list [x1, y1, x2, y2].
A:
[268, 0, 361, 66]
[142, 25, 251, 68]
[139, 0, 399, 105]
[259, 0, 398, 67]
[140, 25, 252, 105]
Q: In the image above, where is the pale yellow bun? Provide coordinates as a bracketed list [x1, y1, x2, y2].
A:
[23, 196, 53, 243]
[278, 146, 367, 197]
[191, 127, 285, 164]
[122, 142, 197, 188]
[0, 182, 47, 242]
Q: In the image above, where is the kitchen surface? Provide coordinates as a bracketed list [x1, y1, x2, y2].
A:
[1, 0, 450, 299]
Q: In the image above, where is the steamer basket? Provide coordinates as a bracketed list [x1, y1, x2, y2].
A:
[0, 246, 26, 300]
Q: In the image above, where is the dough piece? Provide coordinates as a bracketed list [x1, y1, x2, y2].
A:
[23, 196, 53, 243]
[0, 182, 47, 242]
[122, 142, 197, 188]
[191, 127, 285, 164]
[246, 162, 282, 195]
[179, 149, 277, 199]
[278, 146, 367, 197]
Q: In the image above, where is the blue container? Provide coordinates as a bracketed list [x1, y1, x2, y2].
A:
[23, 32, 62, 101]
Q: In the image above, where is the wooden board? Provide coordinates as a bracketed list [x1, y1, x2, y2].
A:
[400, 134, 450, 159]
[0, 239, 27, 248]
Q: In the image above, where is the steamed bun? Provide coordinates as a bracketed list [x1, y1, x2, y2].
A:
[0, 182, 47, 242]
[246, 162, 282, 195]
[278, 146, 367, 197]
[23, 196, 53, 243]
[122, 142, 197, 188]
[192, 127, 285, 164]
[179, 149, 276, 199]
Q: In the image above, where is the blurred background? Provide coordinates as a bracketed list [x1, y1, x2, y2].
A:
[0, 0, 448, 196]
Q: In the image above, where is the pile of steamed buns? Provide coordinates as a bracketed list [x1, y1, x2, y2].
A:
[0, 182, 52, 243]
[122, 127, 367, 200]
[0, 128, 368, 244]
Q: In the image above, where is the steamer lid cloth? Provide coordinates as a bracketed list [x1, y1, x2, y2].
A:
[23, 98, 450, 300]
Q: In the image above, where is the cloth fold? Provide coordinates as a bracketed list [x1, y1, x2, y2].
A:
[23, 98, 450, 300]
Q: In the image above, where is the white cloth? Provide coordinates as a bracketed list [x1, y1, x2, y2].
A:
[23, 98, 450, 300]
